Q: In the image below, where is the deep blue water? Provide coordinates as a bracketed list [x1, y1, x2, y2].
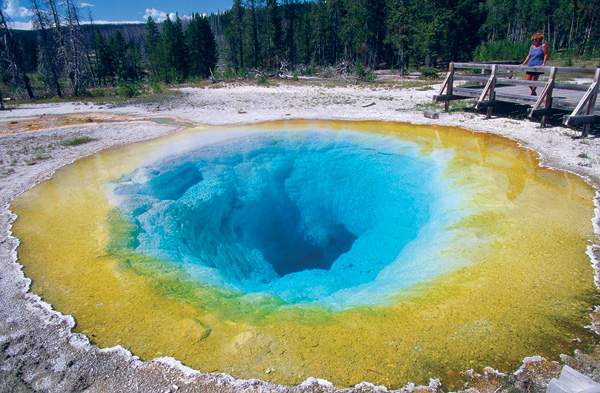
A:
[109, 128, 463, 310]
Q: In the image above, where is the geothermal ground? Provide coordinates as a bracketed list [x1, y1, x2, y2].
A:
[1, 78, 599, 393]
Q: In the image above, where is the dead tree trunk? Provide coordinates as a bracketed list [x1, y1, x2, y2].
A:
[32, 0, 63, 97]
[47, 0, 76, 93]
[0, 9, 35, 99]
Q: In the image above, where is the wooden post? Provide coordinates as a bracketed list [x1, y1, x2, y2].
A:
[477, 64, 497, 118]
[487, 64, 497, 118]
[440, 63, 454, 112]
[539, 67, 556, 127]
[565, 68, 599, 137]
[582, 68, 600, 137]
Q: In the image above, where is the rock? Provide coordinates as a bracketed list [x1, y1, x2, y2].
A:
[424, 110, 439, 119]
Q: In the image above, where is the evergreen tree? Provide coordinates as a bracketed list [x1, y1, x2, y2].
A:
[8, 0, 600, 96]
[145, 16, 160, 54]
[94, 33, 111, 84]
[122, 44, 144, 82]
[420, 6, 453, 65]
[226, 0, 245, 70]
[171, 15, 190, 79]
[156, 15, 189, 82]
[244, 0, 261, 69]
[309, 0, 340, 65]
[445, 0, 487, 61]
[186, 13, 219, 78]
[312, 0, 328, 65]
[367, 0, 389, 66]
[108, 30, 128, 80]
[144, 16, 161, 79]
[282, 0, 297, 65]
[95, 30, 141, 84]
[19, 35, 38, 73]
[297, 4, 314, 64]
[265, 0, 282, 69]
[385, 0, 418, 72]
[477, 0, 599, 58]
[340, 0, 369, 63]
[326, 0, 344, 64]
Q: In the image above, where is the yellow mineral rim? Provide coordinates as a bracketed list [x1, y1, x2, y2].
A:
[10, 120, 599, 389]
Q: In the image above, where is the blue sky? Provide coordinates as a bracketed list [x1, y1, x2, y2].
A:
[1, 0, 234, 29]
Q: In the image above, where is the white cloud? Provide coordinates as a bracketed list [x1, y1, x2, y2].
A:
[79, 2, 94, 7]
[4, 19, 32, 30]
[143, 8, 192, 23]
[2, 0, 33, 18]
[144, 8, 168, 22]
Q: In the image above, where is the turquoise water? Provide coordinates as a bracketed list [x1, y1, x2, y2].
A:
[108, 128, 466, 310]
[13, 121, 597, 388]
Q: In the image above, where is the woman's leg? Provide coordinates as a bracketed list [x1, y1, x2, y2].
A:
[526, 73, 540, 95]
[531, 74, 540, 95]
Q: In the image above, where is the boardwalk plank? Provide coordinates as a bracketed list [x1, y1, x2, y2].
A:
[434, 63, 600, 122]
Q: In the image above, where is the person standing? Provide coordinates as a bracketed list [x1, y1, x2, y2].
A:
[520, 32, 549, 95]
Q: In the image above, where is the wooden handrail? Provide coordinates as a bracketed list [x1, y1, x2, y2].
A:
[476, 64, 497, 117]
[436, 63, 454, 112]
[454, 74, 591, 91]
[433, 62, 600, 135]
[529, 67, 557, 127]
[563, 68, 600, 137]
[451, 62, 597, 75]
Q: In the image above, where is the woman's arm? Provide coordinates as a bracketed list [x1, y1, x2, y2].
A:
[542, 43, 549, 66]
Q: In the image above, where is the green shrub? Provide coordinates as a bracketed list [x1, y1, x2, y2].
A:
[473, 38, 530, 62]
[223, 65, 237, 80]
[87, 88, 108, 98]
[559, 48, 577, 66]
[150, 81, 164, 94]
[237, 68, 249, 80]
[256, 74, 269, 85]
[61, 136, 98, 146]
[116, 81, 141, 98]
[210, 69, 223, 82]
[420, 68, 439, 79]
[354, 61, 376, 81]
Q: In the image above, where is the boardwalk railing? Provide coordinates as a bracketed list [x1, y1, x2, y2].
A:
[433, 62, 600, 137]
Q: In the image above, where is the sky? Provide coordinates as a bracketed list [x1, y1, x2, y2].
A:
[1, 0, 235, 29]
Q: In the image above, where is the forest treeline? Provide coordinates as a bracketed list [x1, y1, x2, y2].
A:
[1, 0, 599, 100]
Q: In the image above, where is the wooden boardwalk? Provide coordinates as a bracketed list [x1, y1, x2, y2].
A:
[433, 63, 600, 136]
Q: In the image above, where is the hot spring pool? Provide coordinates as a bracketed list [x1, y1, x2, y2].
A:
[11, 120, 599, 389]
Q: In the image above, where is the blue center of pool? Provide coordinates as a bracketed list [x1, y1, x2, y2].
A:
[109, 129, 461, 309]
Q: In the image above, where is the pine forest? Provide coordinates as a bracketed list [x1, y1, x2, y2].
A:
[1, 0, 599, 100]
